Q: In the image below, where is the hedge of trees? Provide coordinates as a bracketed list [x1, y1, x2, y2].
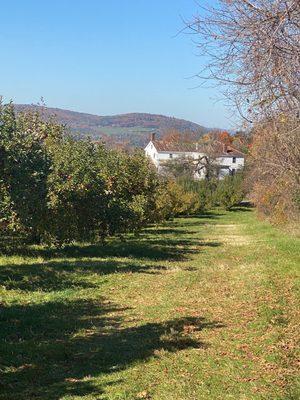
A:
[0, 102, 245, 247]
[179, 174, 245, 212]
[0, 102, 162, 245]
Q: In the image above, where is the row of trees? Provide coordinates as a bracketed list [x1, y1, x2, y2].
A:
[0, 103, 245, 247]
[165, 167, 245, 212]
[0, 103, 161, 245]
[0, 104, 246, 245]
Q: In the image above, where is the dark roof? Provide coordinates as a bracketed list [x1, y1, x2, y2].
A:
[152, 140, 200, 152]
[151, 140, 245, 158]
[214, 141, 246, 158]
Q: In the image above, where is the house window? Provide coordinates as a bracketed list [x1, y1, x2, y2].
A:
[232, 157, 236, 163]
[231, 168, 236, 176]
[169, 154, 173, 158]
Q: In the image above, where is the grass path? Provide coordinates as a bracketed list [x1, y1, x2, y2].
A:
[0, 209, 299, 399]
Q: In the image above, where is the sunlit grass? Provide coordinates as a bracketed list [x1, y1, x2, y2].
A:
[0, 208, 299, 399]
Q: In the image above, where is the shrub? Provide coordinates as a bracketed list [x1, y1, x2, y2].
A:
[179, 177, 218, 212]
[152, 180, 200, 220]
[44, 139, 108, 244]
[214, 173, 245, 210]
[0, 102, 52, 240]
[161, 155, 196, 180]
[98, 148, 161, 234]
[247, 117, 300, 226]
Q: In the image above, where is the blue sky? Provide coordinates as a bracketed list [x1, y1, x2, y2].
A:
[0, 0, 231, 128]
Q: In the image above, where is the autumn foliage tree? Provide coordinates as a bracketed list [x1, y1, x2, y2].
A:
[161, 129, 197, 144]
[186, 0, 300, 120]
[248, 116, 300, 224]
[186, 0, 300, 225]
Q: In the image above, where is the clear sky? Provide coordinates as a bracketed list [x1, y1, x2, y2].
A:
[0, 0, 231, 128]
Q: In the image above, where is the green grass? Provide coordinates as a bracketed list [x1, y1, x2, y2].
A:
[0, 208, 299, 400]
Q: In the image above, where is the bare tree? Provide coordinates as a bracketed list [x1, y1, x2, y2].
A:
[185, 0, 300, 225]
[160, 146, 221, 181]
[248, 115, 300, 223]
[160, 155, 197, 180]
[185, 0, 300, 121]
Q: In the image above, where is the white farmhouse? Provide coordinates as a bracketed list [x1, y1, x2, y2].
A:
[144, 133, 245, 179]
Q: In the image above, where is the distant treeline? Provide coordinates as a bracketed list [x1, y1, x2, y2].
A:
[14, 104, 210, 147]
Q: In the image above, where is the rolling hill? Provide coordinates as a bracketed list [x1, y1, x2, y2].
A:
[15, 104, 213, 147]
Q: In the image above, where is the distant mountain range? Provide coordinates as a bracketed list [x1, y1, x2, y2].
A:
[15, 104, 214, 147]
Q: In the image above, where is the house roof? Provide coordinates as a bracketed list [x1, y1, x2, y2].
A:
[151, 139, 245, 158]
[213, 141, 246, 158]
[151, 140, 200, 153]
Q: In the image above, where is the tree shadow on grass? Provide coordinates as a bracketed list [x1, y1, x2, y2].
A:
[0, 222, 222, 293]
[160, 214, 224, 230]
[3, 235, 222, 262]
[0, 239, 221, 293]
[0, 258, 170, 292]
[229, 206, 253, 212]
[182, 211, 225, 220]
[1, 212, 224, 260]
[0, 298, 224, 400]
[144, 228, 199, 236]
[0, 216, 225, 398]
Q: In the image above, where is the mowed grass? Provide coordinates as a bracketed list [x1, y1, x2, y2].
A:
[0, 208, 299, 400]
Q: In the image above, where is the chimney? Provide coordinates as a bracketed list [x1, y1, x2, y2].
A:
[150, 132, 156, 142]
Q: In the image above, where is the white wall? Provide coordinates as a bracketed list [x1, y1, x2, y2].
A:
[217, 156, 244, 169]
[156, 151, 206, 162]
[144, 142, 245, 179]
[144, 141, 159, 167]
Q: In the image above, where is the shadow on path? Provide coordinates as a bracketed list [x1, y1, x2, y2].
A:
[0, 297, 224, 399]
[0, 258, 170, 292]
[0, 214, 225, 399]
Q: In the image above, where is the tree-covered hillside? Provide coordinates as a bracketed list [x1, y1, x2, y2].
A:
[15, 104, 212, 147]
